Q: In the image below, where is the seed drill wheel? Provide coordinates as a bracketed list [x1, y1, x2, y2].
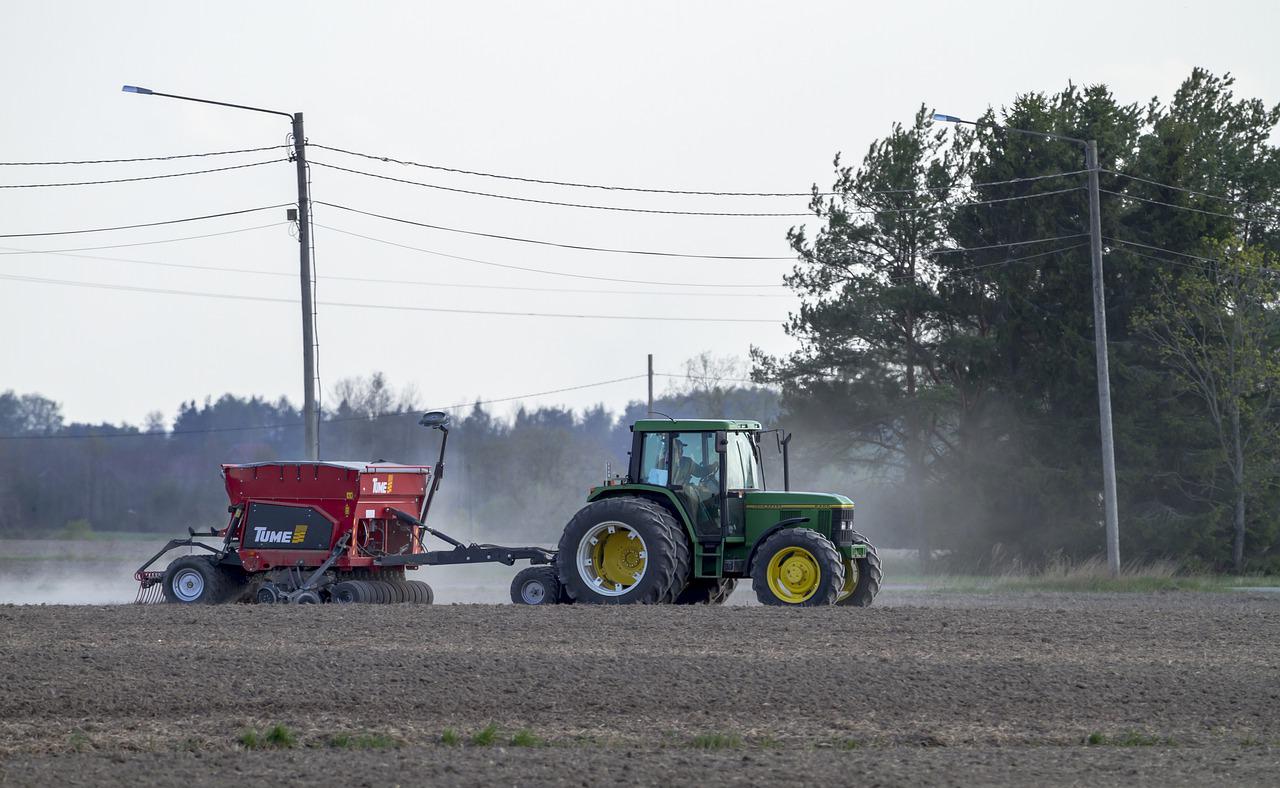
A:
[161, 556, 233, 604]
[557, 497, 688, 604]
[835, 538, 883, 607]
[750, 529, 845, 606]
[511, 566, 562, 605]
[404, 579, 434, 604]
[331, 580, 364, 603]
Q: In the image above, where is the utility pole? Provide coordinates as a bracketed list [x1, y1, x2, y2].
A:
[934, 113, 1121, 574]
[647, 354, 654, 415]
[292, 113, 319, 460]
[1086, 140, 1121, 574]
[123, 86, 319, 460]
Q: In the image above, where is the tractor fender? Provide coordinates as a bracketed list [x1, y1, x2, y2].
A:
[745, 517, 811, 573]
[586, 486, 696, 544]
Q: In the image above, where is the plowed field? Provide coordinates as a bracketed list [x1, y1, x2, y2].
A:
[1, 592, 1277, 786]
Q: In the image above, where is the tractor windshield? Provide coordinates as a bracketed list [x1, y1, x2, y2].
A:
[725, 432, 763, 491]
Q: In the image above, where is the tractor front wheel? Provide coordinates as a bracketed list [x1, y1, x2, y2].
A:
[557, 497, 687, 604]
[835, 538, 883, 607]
[751, 529, 845, 607]
[161, 556, 232, 604]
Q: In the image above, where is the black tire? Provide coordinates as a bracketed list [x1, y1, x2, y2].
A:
[406, 580, 434, 604]
[660, 522, 693, 603]
[369, 580, 395, 604]
[511, 566, 562, 605]
[254, 583, 281, 604]
[836, 539, 883, 607]
[294, 589, 321, 604]
[675, 577, 737, 605]
[750, 529, 845, 607]
[557, 497, 682, 605]
[384, 580, 410, 604]
[331, 580, 363, 603]
[161, 556, 231, 604]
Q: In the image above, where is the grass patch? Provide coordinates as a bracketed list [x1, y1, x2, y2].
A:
[440, 728, 462, 746]
[327, 732, 397, 750]
[239, 724, 296, 750]
[67, 731, 91, 752]
[510, 729, 542, 747]
[837, 738, 864, 750]
[1085, 730, 1174, 747]
[470, 724, 499, 747]
[690, 733, 742, 750]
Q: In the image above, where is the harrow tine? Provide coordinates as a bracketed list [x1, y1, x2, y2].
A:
[134, 571, 165, 604]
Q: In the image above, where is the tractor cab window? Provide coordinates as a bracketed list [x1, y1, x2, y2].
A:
[639, 432, 671, 486]
[725, 432, 763, 491]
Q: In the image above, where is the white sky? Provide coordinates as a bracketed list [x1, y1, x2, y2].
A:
[2, 0, 1277, 429]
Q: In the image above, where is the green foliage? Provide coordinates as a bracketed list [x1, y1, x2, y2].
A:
[328, 732, 397, 749]
[1086, 730, 1174, 746]
[760, 68, 1280, 569]
[689, 732, 742, 749]
[439, 728, 461, 746]
[470, 724, 499, 746]
[239, 724, 296, 750]
[509, 729, 542, 747]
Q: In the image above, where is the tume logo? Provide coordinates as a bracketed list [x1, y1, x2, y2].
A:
[253, 524, 309, 545]
[371, 475, 395, 494]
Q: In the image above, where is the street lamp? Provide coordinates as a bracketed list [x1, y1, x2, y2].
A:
[122, 85, 319, 461]
[933, 112, 1120, 575]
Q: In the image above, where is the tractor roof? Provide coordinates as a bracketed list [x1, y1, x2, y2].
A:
[632, 419, 762, 432]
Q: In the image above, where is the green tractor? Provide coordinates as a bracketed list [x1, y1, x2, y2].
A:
[511, 419, 881, 607]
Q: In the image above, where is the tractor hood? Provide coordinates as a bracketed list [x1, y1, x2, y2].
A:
[743, 491, 854, 510]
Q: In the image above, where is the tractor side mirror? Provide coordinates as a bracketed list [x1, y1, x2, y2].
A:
[419, 411, 451, 430]
[715, 431, 728, 453]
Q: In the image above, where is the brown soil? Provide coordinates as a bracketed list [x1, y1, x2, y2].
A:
[1, 592, 1277, 786]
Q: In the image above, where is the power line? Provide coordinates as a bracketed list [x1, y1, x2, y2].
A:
[1106, 236, 1280, 274]
[3, 233, 793, 298]
[315, 223, 787, 288]
[0, 374, 650, 441]
[929, 233, 1088, 255]
[0, 144, 284, 166]
[310, 160, 810, 217]
[313, 201, 794, 261]
[0, 159, 282, 189]
[1101, 188, 1279, 225]
[0, 223, 285, 256]
[0, 272, 786, 323]
[0, 204, 294, 239]
[843, 186, 1083, 216]
[311, 142, 1086, 198]
[1102, 169, 1279, 213]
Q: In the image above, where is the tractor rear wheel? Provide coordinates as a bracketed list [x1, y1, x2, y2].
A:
[161, 556, 232, 604]
[675, 577, 737, 605]
[751, 529, 845, 607]
[511, 566, 562, 605]
[836, 538, 882, 607]
[557, 497, 686, 604]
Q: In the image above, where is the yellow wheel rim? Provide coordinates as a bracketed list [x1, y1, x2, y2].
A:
[577, 521, 648, 596]
[766, 546, 822, 603]
[836, 557, 860, 602]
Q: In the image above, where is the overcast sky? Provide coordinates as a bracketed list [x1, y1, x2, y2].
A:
[2, 0, 1277, 430]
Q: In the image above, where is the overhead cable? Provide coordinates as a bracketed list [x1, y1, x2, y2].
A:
[0, 204, 294, 239]
[1101, 189, 1279, 225]
[0, 272, 785, 323]
[310, 160, 810, 217]
[314, 223, 787, 288]
[1102, 169, 1279, 213]
[311, 142, 1086, 198]
[0, 159, 282, 189]
[313, 201, 794, 261]
[0, 144, 284, 166]
[0, 223, 285, 255]
[4, 237, 793, 298]
[0, 375, 650, 441]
